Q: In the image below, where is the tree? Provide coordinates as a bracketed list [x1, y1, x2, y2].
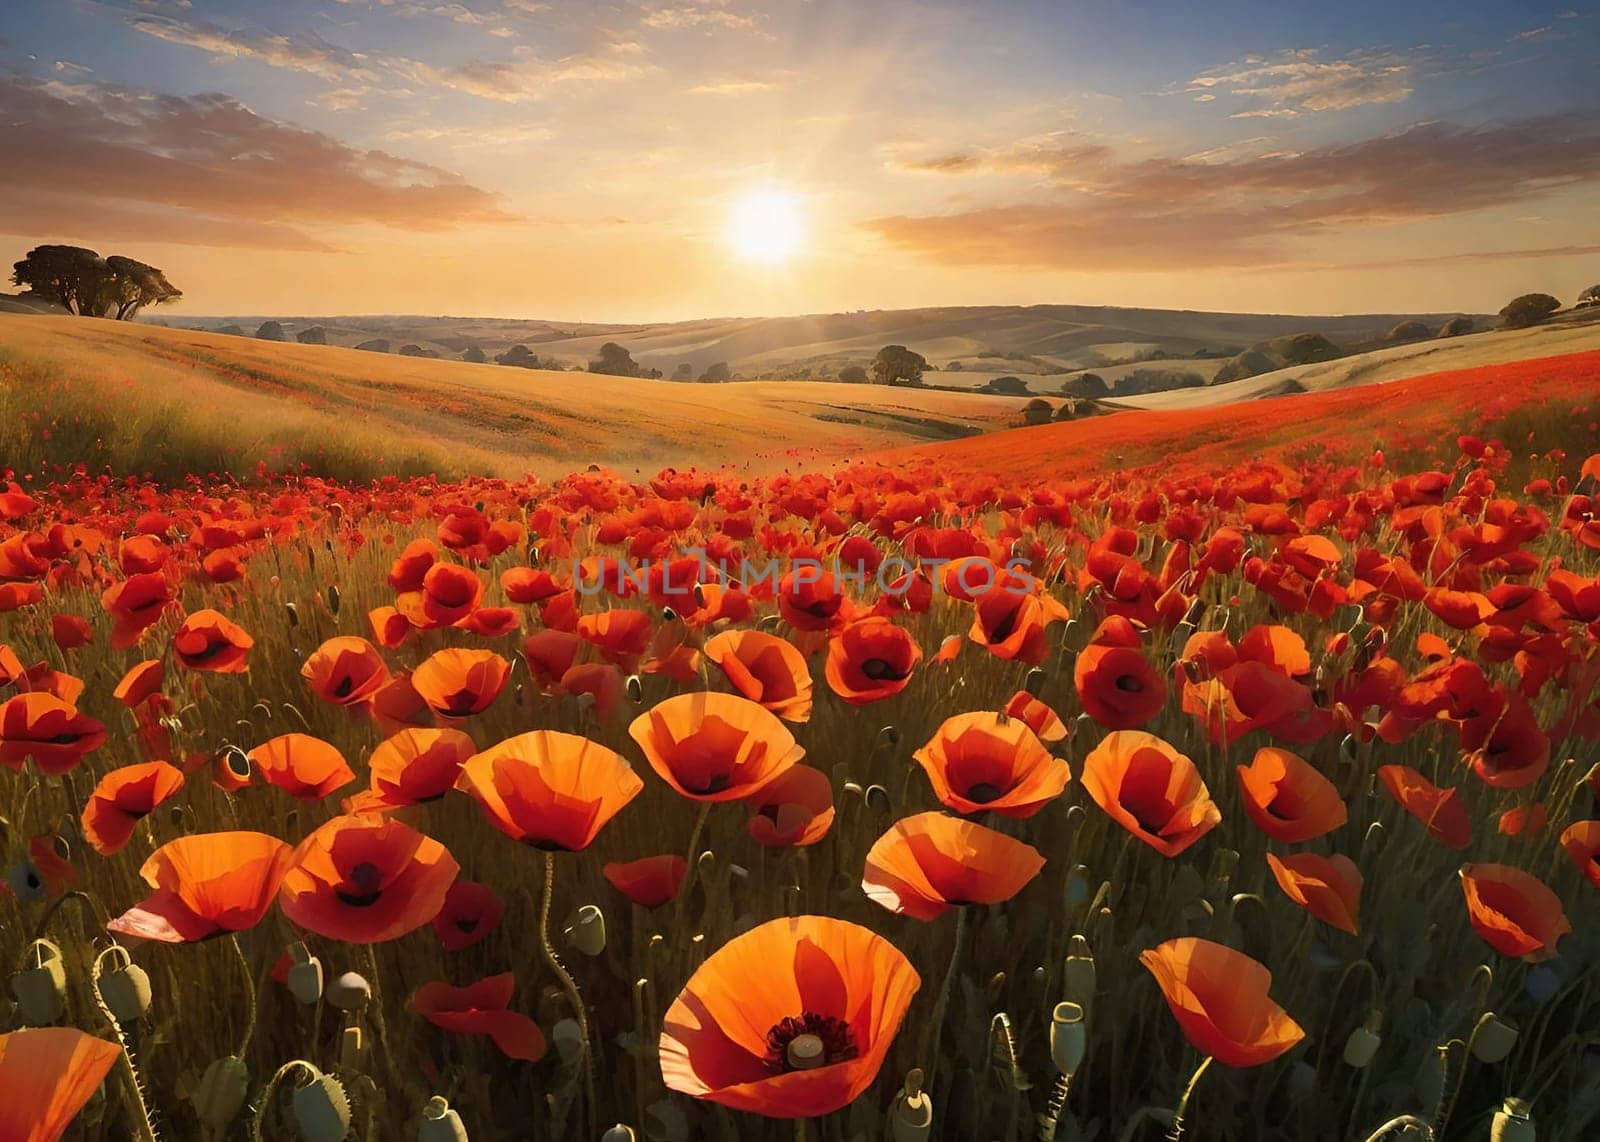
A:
[871, 344, 927, 386]
[699, 361, 731, 383]
[589, 342, 641, 377]
[1500, 293, 1561, 329]
[256, 321, 286, 342]
[296, 325, 327, 345]
[355, 338, 389, 353]
[671, 363, 694, 381]
[983, 375, 1030, 396]
[398, 344, 437, 358]
[462, 345, 487, 363]
[1021, 398, 1053, 426]
[1060, 372, 1109, 397]
[496, 345, 539, 368]
[10, 246, 180, 319]
[838, 365, 869, 384]
[1437, 316, 1475, 338]
[1577, 284, 1600, 309]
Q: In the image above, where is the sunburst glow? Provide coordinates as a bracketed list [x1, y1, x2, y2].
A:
[726, 186, 806, 265]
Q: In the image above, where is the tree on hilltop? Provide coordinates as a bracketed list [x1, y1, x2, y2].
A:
[1500, 293, 1561, 329]
[589, 342, 642, 377]
[699, 361, 731, 383]
[11, 245, 181, 319]
[871, 344, 927, 386]
[838, 365, 869, 384]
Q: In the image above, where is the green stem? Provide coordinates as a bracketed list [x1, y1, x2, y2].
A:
[673, 803, 712, 933]
[541, 850, 597, 1134]
[1166, 1055, 1213, 1142]
[230, 935, 257, 1060]
[920, 906, 971, 1092]
[1358, 1115, 1435, 1142]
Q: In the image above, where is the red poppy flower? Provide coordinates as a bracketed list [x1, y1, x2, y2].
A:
[1236, 747, 1347, 843]
[279, 813, 459, 944]
[0, 692, 106, 775]
[101, 572, 173, 648]
[660, 916, 919, 1118]
[1458, 863, 1570, 961]
[604, 855, 687, 908]
[523, 629, 583, 685]
[745, 765, 836, 847]
[703, 630, 814, 722]
[1265, 852, 1361, 935]
[343, 727, 476, 813]
[501, 566, 564, 605]
[559, 662, 625, 720]
[912, 711, 1070, 818]
[112, 659, 164, 708]
[0, 1027, 122, 1142]
[824, 618, 921, 704]
[302, 636, 390, 707]
[413, 973, 546, 1060]
[778, 570, 852, 632]
[1002, 691, 1068, 743]
[368, 605, 411, 650]
[577, 608, 654, 667]
[968, 574, 1067, 664]
[171, 609, 253, 673]
[248, 733, 356, 800]
[1074, 615, 1168, 729]
[629, 692, 805, 802]
[1376, 765, 1471, 850]
[388, 538, 437, 591]
[107, 831, 292, 942]
[457, 730, 642, 850]
[1560, 820, 1600, 889]
[862, 811, 1045, 921]
[50, 613, 92, 651]
[1499, 802, 1547, 837]
[1183, 661, 1333, 746]
[82, 761, 185, 855]
[1080, 731, 1220, 857]
[399, 561, 484, 629]
[412, 649, 510, 718]
[1139, 939, 1305, 1067]
[455, 606, 521, 638]
[1461, 696, 1550, 790]
[432, 879, 505, 951]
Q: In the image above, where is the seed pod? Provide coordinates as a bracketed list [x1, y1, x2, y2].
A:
[1491, 1098, 1535, 1142]
[1023, 667, 1046, 697]
[626, 675, 644, 703]
[1473, 1013, 1520, 1064]
[13, 939, 67, 1024]
[292, 1070, 351, 1142]
[553, 1018, 584, 1065]
[287, 943, 324, 1006]
[97, 949, 153, 1023]
[3, 859, 46, 904]
[890, 1068, 933, 1142]
[285, 602, 300, 627]
[1049, 1002, 1086, 1077]
[326, 585, 341, 615]
[191, 1056, 250, 1133]
[419, 1096, 469, 1142]
[1062, 935, 1096, 1013]
[326, 971, 370, 1011]
[602, 1127, 638, 1142]
[1342, 1012, 1383, 1068]
[566, 905, 607, 957]
[1414, 1046, 1447, 1109]
[864, 785, 892, 815]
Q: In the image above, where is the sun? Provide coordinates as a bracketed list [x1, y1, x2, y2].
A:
[726, 186, 806, 265]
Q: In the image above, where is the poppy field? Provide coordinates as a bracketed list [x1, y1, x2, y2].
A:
[3, 350, 1600, 1142]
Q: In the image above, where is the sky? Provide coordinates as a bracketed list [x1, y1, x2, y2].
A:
[1, 0, 1598, 322]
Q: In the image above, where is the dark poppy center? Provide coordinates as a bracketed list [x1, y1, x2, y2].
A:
[185, 638, 230, 662]
[690, 772, 732, 795]
[861, 657, 904, 681]
[801, 599, 837, 619]
[987, 606, 1020, 643]
[47, 731, 85, 745]
[333, 675, 355, 699]
[765, 1012, 857, 1073]
[336, 862, 385, 907]
[965, 781, 1006, 804]
[1114, 674, 1144, 692]
[454, 916, 479, 933]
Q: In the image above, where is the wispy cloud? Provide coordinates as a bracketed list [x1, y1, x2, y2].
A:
[686, 77, 778, 95]
[412, 40, 651, 102]
[641, 2, 757, 32]
[126, 12, 379, 84]
[1184, 47, 1418, 117]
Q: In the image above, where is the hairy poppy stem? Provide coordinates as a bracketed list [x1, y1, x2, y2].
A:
[673, 803, 712, 932]
[1166, 1055, 1212, 1142]
[230, 935, 257, 1060]
[919, 905, 970, 1092]
[1356, 1114, 1436, 1141]
[541, 850, 597, 1134]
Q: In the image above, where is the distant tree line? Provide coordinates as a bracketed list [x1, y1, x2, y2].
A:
[11, 244, 181, 320]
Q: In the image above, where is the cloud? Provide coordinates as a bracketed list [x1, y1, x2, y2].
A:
[867, 115, 1600, 272]
[126, 12, 380, 84]
[1185, 47, 1416, 114]
[1510, 26, 1553, 42]
[53, 60, 94, 75]
[414, 41, 650, 101]
[0, 76, 517, 250]
[686, 78, 778, 95]
[641, 3, 757, 31]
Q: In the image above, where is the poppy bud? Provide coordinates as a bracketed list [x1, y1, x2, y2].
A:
[1062, 935, 1096, 1013]
[1288, 1062, 1318, 1098]
[890, 1068, 933, 1142]
[97, 948, 153, 1023]
[191, 1056, 250, 1133]
[286, 602, 300, 627]
[326, 971, 370, 1011]
[1064, 865, 1093, 910]
[865, 784, 892, 814]
[566, 905, 607, 957]
[1024, 667, 1046, 696]
[14, 939, 67, 1024]
[626, 675, 644, 703]
[1491, 1097, 1535, 1142]
[214, 747, 252, 793]
[1414, 1046, 1447, 1109]
[292, 1069, 351, 1142]
[1472, 1013, 1519, 1064]
[1363, 821, 1386, 855]
[1050, 1002, 1086, 1077]
[327, 585, 341, 615]
[418, 1096, 468, 1142]
[878, 725, 901, 748]
[1342, 1012, 1382, 1068]
[553, 1018, 584, 1064]
[3, 859, 46, 904]
[601, 1127, 637, 1142]
[1207, 848, 1239, 884]
[287, 943, 324, 1006]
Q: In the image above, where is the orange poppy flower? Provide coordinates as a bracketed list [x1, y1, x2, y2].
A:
[411, 649, 510, 718]
[279, 814, 459, 944]
[778, 569, 852, 632]
[51, 613, 92, 651]
[1458, 863, 1571, 961]
[604, 854, 687, 907]
[455, 606, 521, 638]
[746, 765, 836, 847]
[501, 565, 564, 604]
[912, 711, 1070, 819]
[862, 811, 1045, 921]
[302, 636, 390, 707]
[703, 630, 814, 722]
[112, 659, 164, 708]
[413, 972, 546, 1060]
[559, 662, 625, 720]
[523, 629, 583, 685]
[1377, 765, 1471, 850]
[1139, 938, 1305, 1067]
[577, 608, 654, 667]
[0, 692, 106, 775]
[629, 691, 804, 802]
[659, 915, 920, 1118]
[1074, 615, 1168, 729]
[0, 1027, 122, 1142]
[824, 618, 921, 704]
[1499, 802, 1547, 837]
[368, 605, 411, 650]
[387, 537, 437, 592]
[1265, 852, 1362, 935]
[1236, 747, 1347, 843]
[171, 609, 253, 673]
[101, 571, 173, 648]
[344, 727, 476, 813]
[399, 561, 484, 629]
[82, 760, 185, 855]
[968, 574, 1067, 664]
[248, 733, 356, 800]
[1560, 820, 1600, 889]
[432, 879, 504, 951]
[1080, 731, 1221, 857]
[1002, 691, 1068, 743]
[107, 831, 292, 942]
[457, 730, 642, 850]
[1461, 697, 1550, 790]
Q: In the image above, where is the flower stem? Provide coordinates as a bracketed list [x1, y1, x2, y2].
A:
[673, 802, 712, 933]
[541, 850, 597, 1134]
[1167, 1055, 1213, 1142]
[919, 906, 971, 1092]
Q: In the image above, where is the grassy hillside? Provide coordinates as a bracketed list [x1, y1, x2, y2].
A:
[0, 315, 1035, 484]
